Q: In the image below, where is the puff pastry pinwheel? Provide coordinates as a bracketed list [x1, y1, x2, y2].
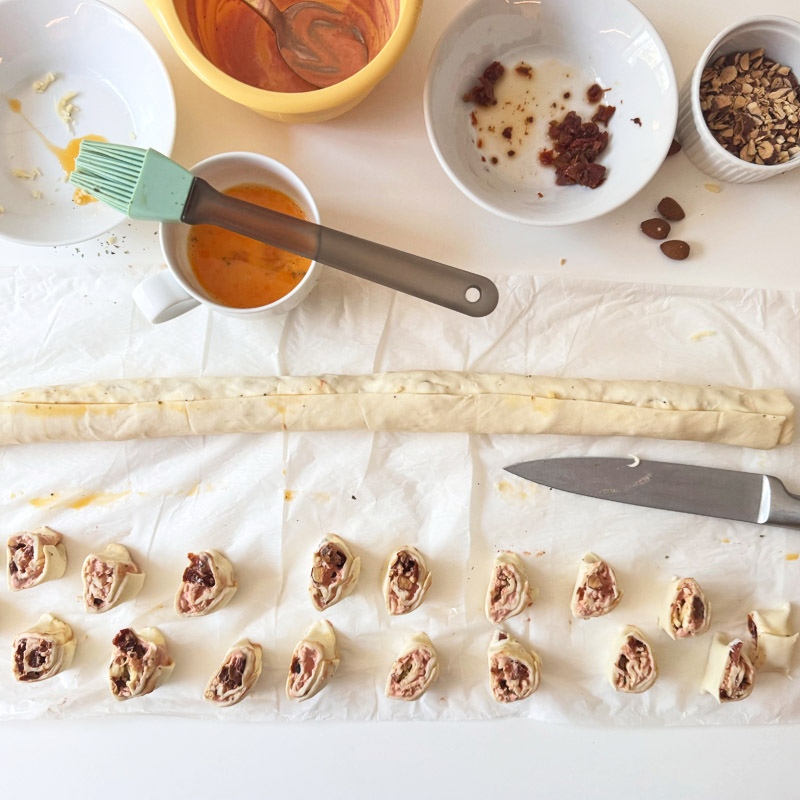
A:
[7, 526, 66, 591]
[309, 534, 361, 611]
[12, 614, 76, 682]
[701, 634, 755, 703]
[485, 551, 533, 624]
[570, 552, 622, 619]
[286, 620, 339, 702]
[607, 625, 658, 694]
[109, 627, 174, 701]
[382, 546, 432, 615]
[487, 630, 541, 703]
[204, 639, 263, 707]
[82, 543, 145, 613]
[659, 577, 711, 639]
[174, 550, 237, 617]
[748, 603, 798, 674]
[385, 632, 439, 701]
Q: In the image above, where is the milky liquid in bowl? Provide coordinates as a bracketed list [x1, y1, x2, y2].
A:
[467, 56, 605, 189]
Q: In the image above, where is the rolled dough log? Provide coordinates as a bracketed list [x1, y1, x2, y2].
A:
[0, 372, 792, 449]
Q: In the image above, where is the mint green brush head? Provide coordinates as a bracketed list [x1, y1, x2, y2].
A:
[69, 141, 194, 221]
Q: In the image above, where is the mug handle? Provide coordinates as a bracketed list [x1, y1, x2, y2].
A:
[133, 268, 201, 324]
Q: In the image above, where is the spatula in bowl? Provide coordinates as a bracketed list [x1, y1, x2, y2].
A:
[69, 142, 498, 318]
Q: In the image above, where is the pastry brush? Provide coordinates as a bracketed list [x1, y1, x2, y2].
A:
[69, 141, 498, 317]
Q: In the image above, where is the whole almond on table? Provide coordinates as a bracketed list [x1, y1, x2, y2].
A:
[640, 218, 670, 239]
[657, 196, 685, 221]
[699, 48, 800, 165]
[660, 240, 690, 260]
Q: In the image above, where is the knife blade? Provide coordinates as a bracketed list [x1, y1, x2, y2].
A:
[504, 457, 800, 529]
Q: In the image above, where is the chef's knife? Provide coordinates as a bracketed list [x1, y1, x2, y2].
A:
[504, 457, 800, 529]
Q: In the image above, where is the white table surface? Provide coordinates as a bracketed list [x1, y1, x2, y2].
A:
[2, 0, 800, 795]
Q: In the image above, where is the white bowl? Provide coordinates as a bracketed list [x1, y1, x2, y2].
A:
[424, 0, 678, 226]
[676, 15, 800, 184]
[0, 0, 175, 246]
[132, 152, 321, 324]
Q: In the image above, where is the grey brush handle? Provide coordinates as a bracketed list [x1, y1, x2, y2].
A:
[181, 178, 499, 317]
[764, 477, 800, 529]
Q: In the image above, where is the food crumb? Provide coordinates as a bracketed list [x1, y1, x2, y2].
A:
[523, 551, 531, 556]
[537, 192, 544, 198]
[689, 330, 717, 341]
[56, 91, 79, 131]
[704, 183, 721, 193]
[129, 132, 137, 141]
[107, 234, 117, 246]
[535, 550, 545, 557]
[721, 538, 730, 543]
[786, 553, 799, 561]
[631, 117, 642, 126]
[0, 205, 4, 214]
[31, 190, 43, 199]
[12, 167, 41, 180]
[559, 258, 566, 265]
[32, 72, 57, 93]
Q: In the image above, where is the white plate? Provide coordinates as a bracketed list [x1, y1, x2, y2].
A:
[0, 0, 175, 246]
[424, 0, 678, 226]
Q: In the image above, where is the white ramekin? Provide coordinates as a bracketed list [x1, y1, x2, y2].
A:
[676, 15, 800, 183]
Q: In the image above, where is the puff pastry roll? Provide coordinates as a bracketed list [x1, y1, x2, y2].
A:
[1, 372, 792, 450]
[109, 627, 174, 701]
[82, 543, 145, 613]
[204, 639, 263, 707]
[608, 626, 658, 694]
[570, 553, 622, 619]
[309, 534, 361, 611]
[487, 630, 541, 703]
[701, 634, 755, 703]
[174, 550, 237, 617]
[659, 577, 711, 639]
[286, 620, 339, 702]
[382, 546, 432, 615]
[385, 632, 440, 701]
[7, 526, 66, 591]
[12, 614, 76, 682]
[748, 603, 798, 674]
[485, 551, 534, 624]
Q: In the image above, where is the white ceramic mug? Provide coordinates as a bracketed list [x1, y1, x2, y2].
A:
[133, 152, 321, 324]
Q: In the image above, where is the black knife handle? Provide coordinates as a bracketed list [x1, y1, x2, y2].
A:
[764, 476, 800, 529]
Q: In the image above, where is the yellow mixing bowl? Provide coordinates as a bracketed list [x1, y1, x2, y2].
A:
[145, 0, 422, 123]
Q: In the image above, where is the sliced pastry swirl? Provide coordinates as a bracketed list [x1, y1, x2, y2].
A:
[570, 552, 622, 619]
[12, 614, 76, 682]
[748, 603, 798, 674]
[204, 639, 263, 707]
[382, 546, 432, 615]
[608, 626, 658, 694]
[309, 534, 361, 611]
[286, 620, 339, 702]
[82, 543, 145, 613]
[659, 577, 711, 639]
[487, 630, 541, 704]
[701, 634, 755, 703]
[7, 526, 67, 591]
[174, 549, 237, 617]
[385, 632, 439, 701]
[109, 627, 174, 701]
[485, 551, 533, 624]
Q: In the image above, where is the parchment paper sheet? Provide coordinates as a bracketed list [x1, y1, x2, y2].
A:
[1, 262, 799, 724]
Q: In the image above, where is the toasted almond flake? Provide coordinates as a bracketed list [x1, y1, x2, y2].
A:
[704, 183, 721, 193]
